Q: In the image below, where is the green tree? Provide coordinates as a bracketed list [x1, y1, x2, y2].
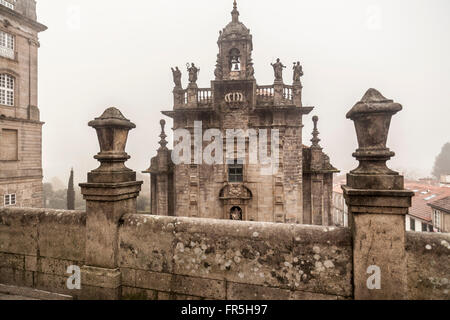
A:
[432, 142, 450, 179]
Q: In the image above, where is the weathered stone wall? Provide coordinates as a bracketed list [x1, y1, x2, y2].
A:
[406, 231, 450, 300]
[0, 208, 85, 298]
[1, 207, 449, 300]
[118, 215, 352, 300]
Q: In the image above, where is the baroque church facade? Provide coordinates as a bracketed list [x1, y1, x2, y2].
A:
[0, 0, 46, 208]
[146, 1, 338, 225]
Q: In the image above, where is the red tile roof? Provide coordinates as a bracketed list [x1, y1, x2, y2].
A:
[331, 180, 450, 222]
[428, 196, 450, 214]
[405, 183, 450, 222]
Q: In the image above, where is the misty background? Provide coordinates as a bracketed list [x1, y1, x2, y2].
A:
[37, 0, 450, 194]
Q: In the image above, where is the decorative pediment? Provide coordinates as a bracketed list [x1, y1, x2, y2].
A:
[219, 183, 252, 200]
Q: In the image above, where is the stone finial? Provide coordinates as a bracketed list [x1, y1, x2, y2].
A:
[87, 107, 136, 183]
[232, 0, 239, 22]
[346, 88, 402, 176]
[159, 119, 168, 150]
[311, 115, 321, 148]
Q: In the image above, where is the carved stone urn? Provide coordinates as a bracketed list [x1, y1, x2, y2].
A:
[346, 88, 403, 190]
[87, 107, 137, 183]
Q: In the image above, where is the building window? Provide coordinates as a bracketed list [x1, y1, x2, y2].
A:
[422, 223, 428, 232]
[0, 129, 18, 160]
[0, 0, 15, 10]
[410, 217, 415, 231]
[0, 74, 14, 106]
[0, 30, 15, 59]
[4, 193, 16, 206]
[434, 210, 441, 231]
[228, 160, 243, 183]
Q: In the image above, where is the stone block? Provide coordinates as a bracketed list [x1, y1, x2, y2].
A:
[406, 232, 450, 300]
[118, 214, 174, 273]
[0, 267, 33, 287]
[0, 208, 39, 256]
[38, 210, 86, 261]
[0, 253, 25, 270]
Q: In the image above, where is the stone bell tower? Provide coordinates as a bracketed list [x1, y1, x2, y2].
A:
[215, 1, 254, 81]
[147, 0, 338, 225]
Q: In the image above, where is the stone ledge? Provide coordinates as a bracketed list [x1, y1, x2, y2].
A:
[0, 284, 72, 300]
[80, 266, 121, 289]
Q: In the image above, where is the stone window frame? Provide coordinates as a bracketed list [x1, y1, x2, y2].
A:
[228, 159, 244, 183]
[4, 193, 16, 206]
[0, 69, 19, 107]
[0, 27, 16, 61]
[0, 127, 19, 162]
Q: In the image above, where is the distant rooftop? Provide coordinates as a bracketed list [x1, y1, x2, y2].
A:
[332, 180, 450, 222]
[428, 196, 450, 214]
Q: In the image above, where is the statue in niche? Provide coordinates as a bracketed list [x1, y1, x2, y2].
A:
[171, 67, 182, 88]
[293, 61, 304, 83]
[187, 63, 200, 84]
[271, 58, 286, 82]
[230, 206, 243, 221]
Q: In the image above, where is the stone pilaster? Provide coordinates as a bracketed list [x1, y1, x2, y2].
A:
[187, 83, 198, 108]
[273, 81, 284, 106]
[79, 107, 142, 300]
[292, 81, 303, 107]
[342, 89, 413, 300]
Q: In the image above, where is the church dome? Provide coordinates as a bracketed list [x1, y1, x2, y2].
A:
[221, 21, 250, 39]
[219, 1, 251, 41]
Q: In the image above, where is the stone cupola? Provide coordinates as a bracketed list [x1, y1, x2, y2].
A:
[215, 1, 254, 81]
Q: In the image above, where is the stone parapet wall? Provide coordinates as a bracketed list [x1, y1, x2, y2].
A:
[406, 231, 450, 300]
[118, 215, 353, 300]
[1, 207, 449, 300]
[0, 208, 85, 298]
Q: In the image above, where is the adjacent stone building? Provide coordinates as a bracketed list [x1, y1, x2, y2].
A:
[0, 0, 46, 208]
[145, 2, 338, 224]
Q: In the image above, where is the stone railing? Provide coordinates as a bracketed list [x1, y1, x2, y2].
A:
[197, 88, 213, 106]
[0, 0, 14, 10]
[283, 85, 293, 102]
[256, 84, 296, 106]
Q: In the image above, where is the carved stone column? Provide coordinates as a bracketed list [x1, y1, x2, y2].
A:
[342, 89, 413, 300]
[79, 107, 142, 300]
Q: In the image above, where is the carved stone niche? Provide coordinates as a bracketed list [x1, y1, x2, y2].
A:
[219, 183, 253, 219]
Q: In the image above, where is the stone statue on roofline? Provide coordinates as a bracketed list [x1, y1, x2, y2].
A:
[271, 58, 286, 82]
[171, 66, 182, 88]
[293, 61, 304, 84]
[187, 63, 200, 84]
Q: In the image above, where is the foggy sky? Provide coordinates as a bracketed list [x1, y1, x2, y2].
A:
[37, 0, 450, 186]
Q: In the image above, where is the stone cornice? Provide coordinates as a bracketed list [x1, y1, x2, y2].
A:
[0, 6, 47, 33]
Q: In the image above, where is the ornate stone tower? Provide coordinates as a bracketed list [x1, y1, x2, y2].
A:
[147, 1, 337, 225]
[0, 0, 46, 208]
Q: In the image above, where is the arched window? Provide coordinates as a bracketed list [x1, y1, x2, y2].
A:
[0, 74, 14, 106]
[229, 48, 241, 71]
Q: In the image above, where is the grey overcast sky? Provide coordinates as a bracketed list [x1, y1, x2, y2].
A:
[37, 0, 450, 185]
